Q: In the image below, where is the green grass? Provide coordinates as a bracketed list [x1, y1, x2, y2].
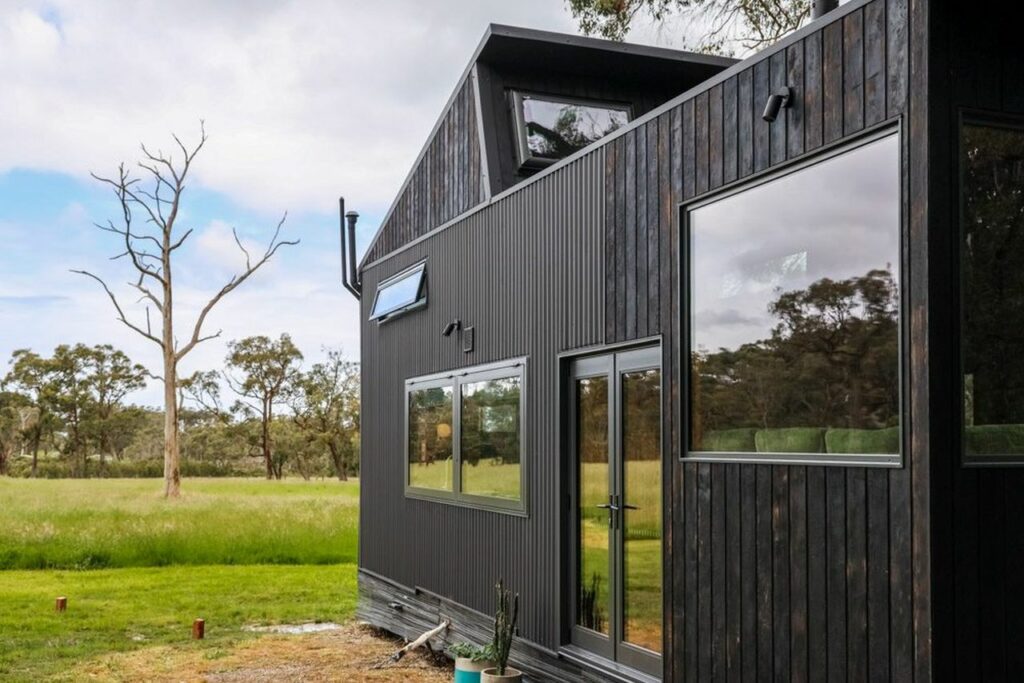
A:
[0, 478, 361, 681]
[0, 565, 357, 681]
[0, 478, 359, 569]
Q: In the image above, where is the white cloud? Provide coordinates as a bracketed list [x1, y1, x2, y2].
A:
[0, 0, 585, 219]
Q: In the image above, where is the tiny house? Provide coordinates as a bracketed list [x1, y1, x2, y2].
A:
[345, 2, 1024, 680]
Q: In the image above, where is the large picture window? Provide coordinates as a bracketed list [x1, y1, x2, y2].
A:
[405, 359, 525, 511]
[961, 118, 1024, 462]
[685, 132, 902, 464]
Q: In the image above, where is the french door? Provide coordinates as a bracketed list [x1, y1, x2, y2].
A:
[569, 346, 662, 676]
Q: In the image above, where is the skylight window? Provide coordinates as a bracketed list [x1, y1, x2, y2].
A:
[512, 91, 630, 168]
[370, 262, 426, 321]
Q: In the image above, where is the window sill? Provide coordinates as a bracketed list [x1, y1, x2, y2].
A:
[404, 488, 528, 517]
[684, 451, 902, 468]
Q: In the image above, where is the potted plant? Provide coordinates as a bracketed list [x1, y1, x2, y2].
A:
[450, 641, 496, 683]
[481, 579, 521, 683]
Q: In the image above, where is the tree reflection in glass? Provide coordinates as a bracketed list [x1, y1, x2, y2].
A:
[408, 385, 453, 490]
[522, 95, 629, 162]
[461, 376, 521, 500]
[688, 134, 901, 455]
[576, 376, 610, 634]
[962, 122, 1024, 457]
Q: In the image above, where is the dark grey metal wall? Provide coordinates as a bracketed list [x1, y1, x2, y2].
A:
[359, 0, 934, 679]
[360, 150, 606, 647]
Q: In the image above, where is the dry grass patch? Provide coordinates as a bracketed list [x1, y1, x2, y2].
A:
[73, 623, 453, 682]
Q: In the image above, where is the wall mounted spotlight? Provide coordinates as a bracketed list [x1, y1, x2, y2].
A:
[762, 86, 793, 122]
[442, 319, 461, 337]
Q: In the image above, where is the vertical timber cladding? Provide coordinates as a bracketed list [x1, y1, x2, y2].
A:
[936, 3, 1024, 680]
[362, 76, 486, 265]
[599, 0, 916, 679]
[359, 150, 606, 648]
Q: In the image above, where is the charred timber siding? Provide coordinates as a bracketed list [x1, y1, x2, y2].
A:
[363, 77, 485, 264]
[930, 4, 1024, 680]
[361, 0, 926, 679]
[599, 3, 916, 678]
[360, 151, 606, 647]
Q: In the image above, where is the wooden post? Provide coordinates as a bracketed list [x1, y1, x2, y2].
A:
[192, 618, 205, 639]
[55, 597, 67, 612]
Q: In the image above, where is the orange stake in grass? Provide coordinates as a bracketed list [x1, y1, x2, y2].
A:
[192, 618, 205, 640]
[55, 597, 67, 612]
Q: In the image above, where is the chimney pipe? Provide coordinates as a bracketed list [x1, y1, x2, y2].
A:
[338, 197, 361, 300]
[811, 0, 839, 20]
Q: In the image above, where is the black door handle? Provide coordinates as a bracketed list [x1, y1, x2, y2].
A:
[622, 503, 639, 510]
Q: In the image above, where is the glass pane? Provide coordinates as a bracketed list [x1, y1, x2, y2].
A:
[962, 123, 1024, 457]
[576, 376, 610, 635]
[461, 375, 521, 500]
[689, 135, 901, 455]
[408, 385, 453, 490]
[622, 369, 662, 653]
[521, 95, 629, 162]
[372, 265, 424, 319]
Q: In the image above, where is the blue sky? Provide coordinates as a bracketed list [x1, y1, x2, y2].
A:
[0, 1, 693, 406]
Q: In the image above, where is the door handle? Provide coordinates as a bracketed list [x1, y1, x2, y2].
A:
[622, 503, 639, 511]
[595, 503, 620, 511]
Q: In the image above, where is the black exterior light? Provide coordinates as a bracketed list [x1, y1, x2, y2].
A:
[762, 86, 793, 122]
[442, 319, 461, 337]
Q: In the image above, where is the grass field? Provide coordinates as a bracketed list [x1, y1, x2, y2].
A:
[0, 478, 360, 681]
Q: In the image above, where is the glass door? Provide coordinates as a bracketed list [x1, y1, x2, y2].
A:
[569, 346, 662, 675]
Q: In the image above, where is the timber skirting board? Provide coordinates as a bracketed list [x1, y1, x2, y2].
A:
[357, 569, 656, 682]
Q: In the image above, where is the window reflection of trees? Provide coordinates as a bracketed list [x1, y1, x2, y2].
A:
[692, 268, 899, 452]
[525, 101, 627, 160]
[962, 123, 1024, 456]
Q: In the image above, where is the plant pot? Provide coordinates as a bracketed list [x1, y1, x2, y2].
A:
[454, 658, 496, 683]
[480, 667, 523, 683]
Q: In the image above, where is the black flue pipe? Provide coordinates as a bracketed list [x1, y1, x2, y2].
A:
[346, 210, 361, 295]
[339, 197, 361, 299]
[811, 0, 839, 20]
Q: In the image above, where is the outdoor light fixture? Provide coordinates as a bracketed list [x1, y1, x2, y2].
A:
[762, 86, 793, 122]
[442, 319, 461, 337]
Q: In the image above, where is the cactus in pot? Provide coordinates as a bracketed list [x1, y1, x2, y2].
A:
[481, 579, 521, 683]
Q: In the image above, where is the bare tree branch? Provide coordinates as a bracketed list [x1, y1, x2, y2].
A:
[176, 213, 297, 361]
[71, 270, 165, 349]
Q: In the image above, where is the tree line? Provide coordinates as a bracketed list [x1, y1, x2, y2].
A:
[0, 334, 359, 481]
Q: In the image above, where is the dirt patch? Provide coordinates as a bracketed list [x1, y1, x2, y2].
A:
[73, 622, 453, 682]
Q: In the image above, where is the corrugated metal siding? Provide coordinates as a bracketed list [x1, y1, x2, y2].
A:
[364, 77, 486, 264]
[360, 150, 605, 646]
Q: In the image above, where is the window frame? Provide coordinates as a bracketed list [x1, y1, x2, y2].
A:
[511, 90, 632, 170]
[959, 111, 1024, 467]
[404, 357, 528, 514]
[369, 260, 427, 322]
[680, 124, 905, 468]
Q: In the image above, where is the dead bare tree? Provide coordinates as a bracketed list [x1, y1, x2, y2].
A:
[73, 123, 298, 497]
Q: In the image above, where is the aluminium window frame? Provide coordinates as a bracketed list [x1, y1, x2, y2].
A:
[680, 123, 905, 468]
[404, 357, 528, 514]
[511, 90, 633, 170]
[959, 110, 1024, 467]
[369, 260, 427, 323]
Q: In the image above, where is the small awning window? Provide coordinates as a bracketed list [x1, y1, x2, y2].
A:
[370, 262, 426, 321]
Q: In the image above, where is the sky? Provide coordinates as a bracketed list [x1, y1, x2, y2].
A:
[0, 1, 699, 406]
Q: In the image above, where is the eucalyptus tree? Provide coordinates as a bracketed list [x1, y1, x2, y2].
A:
[225, 334, 304, 479]
[292, 349, 360, 481]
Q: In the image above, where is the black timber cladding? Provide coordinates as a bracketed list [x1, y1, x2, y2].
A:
[359, 0, 928, 679]
[927, 3, 1024, 680]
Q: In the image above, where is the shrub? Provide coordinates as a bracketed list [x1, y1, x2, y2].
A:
[701, 428, 757, 452]
[825, 427, 900, 454]
[755, 428, 826, 453]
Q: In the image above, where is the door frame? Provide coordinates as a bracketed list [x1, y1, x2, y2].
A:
[560, 340, 665, 677]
